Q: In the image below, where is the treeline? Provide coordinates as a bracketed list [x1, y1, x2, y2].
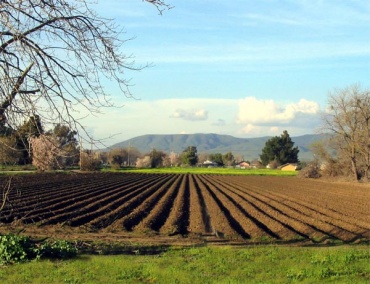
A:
[96, 146, 239, 169]
[0, 118, 241, 170]
[0, 117, 303, 172]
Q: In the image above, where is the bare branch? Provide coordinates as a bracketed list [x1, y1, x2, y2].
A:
[0, 0, 168, 142]
[145, 0, 174, 15]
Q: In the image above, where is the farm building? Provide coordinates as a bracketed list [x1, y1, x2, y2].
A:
[279, 163, 298, 171]
[201, 160, 218, 167]
[237, 161, 250, 169]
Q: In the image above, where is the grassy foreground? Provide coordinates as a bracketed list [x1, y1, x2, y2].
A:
[1, 245, 369, 283]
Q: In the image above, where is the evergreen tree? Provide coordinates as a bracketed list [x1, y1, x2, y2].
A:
[260, 130, 299, 166]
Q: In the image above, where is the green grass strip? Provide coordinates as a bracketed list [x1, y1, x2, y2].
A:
[105, 167, 298, 176]
[1, 245, 369, 283]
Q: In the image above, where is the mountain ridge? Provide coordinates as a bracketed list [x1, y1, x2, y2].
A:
[109, 133, 324, 161]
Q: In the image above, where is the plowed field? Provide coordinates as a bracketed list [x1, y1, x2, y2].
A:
[1, 172, 369, 245]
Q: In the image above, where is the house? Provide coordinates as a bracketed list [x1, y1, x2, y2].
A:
[279, 163, 298, 171]
[201, 160, 218, 167]
[237, 161, 250, 169]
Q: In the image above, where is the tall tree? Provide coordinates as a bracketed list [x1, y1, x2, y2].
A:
[150, 148, 167, 168]
[180, 146, 198, 166]
[50, 124, 77, 147]
[49, 124, 79, 167]
[260, 130, 299, 166]
[321, 85, 370, 181]
[0, 0, 171, 139]
[16, 115, 44, 164]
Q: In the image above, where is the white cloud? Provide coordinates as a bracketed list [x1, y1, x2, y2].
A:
[76, 97, 321, 146]
[235, 97, 321, 137]
[171, 108, 208, 121]
[236, 97, 320, 125]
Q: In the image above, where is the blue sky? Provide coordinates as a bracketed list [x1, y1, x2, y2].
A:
[82, 0, 370, 145]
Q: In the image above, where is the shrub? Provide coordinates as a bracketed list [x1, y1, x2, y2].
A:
[268, 160, 279, 169]
[80, 151, 101, 171]
[37, 240, 78, 259]
[0, 234, 77, 265]
[0, 234, 35, 264]
[298, 162, 321, 178]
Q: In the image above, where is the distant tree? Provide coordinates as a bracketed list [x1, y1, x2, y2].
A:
[80, 150, 101, 171]
[180, 146, 198, 166]
[17, 115, 44, 138]
[209, 153, 224, 166]
[197, 152, 208, 164]
[136, 156, 151, 168]
[162, 151, 179, 167]
[150, 149, 167, 168]
[0, 136, 22, 165]
[48, 124, 79, 167]
[99, 152, 109, 165]
[111, 155, 124, 169]
[234, 154, 244, 164]
[108, 148, 127, 168]
[30, 124, 80, 170]
[30, 135, 63, 171]
[16, 115, 44, 164]
[170, 151, 180, 166]
[260, 130, 299, 166]
[251, 159, 264, 169]
[222, 152, 235, 166]
[49, 124, 77, 147]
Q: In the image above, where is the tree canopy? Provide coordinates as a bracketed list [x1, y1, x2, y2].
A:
[260, 130, 299, 166]
[180, 146, 198, 166]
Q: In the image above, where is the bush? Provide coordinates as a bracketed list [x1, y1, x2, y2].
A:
[80, 152, 101, 171]
[0, 234, 77, 265]
[0, 234, 35, 264]
[268, 160, 279, 169]
[37, 240, 78, 259]
[298, 162, 321, 178]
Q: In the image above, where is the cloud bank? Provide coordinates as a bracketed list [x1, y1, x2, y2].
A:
[79, 97, 322, 145]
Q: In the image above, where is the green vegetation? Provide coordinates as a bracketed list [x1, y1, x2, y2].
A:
[0, 164, 36, 172]
[260, 130, 299, 167]
[180, 146, 198, 166]
[0, 245, 369, 283]
[107, 167, 298, 176]
[0, 234, 77, 265]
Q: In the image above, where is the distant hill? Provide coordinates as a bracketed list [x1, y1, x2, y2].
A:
[109, 133, 325, 161]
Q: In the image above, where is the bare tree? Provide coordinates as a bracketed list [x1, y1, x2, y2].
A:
[30, 135, 64, 171]
[136, 156, 151, 168]
[322, 85, 370, 181]
[0, 0, 171, 139]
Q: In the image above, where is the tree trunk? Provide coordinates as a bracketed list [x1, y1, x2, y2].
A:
[350, 157, 361, 181]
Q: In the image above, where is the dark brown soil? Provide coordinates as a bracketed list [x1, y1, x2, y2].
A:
[1, 173, 369, 246]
